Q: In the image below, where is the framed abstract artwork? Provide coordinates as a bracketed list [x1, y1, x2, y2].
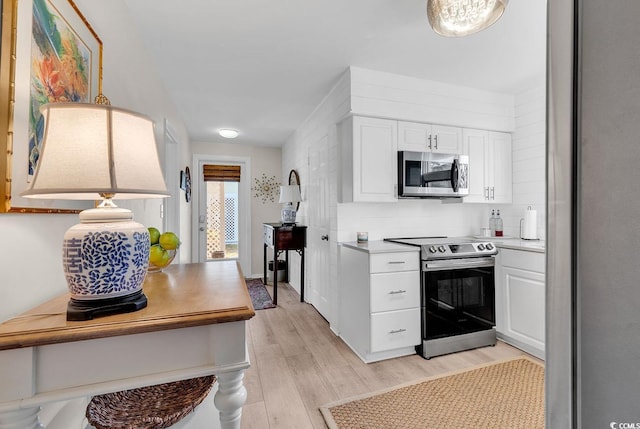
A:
[0, 0, 102, 213]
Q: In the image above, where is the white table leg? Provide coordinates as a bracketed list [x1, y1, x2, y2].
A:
[213, 370, 247, 429]
[0, 408, 44, 429]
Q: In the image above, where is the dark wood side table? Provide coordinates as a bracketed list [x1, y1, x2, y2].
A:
[263, 223, 307, 305]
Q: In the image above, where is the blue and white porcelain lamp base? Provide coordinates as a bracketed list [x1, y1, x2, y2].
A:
[64, 206, 150, 321]
[281, 203, 297, 225]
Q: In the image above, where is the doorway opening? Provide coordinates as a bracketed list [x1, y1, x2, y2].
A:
[206, 180, 239, 260]
[192, 155, 251, 272]
[203, 164, 241, 261]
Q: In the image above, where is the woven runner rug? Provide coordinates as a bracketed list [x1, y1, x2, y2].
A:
[320, 356, 544, 429]
[245, 278, 276, 310]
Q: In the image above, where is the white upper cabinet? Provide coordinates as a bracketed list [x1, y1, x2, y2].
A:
[339, 116, 398, 202]
[462, 129, 512, 203]
[489, 131, 513, 203]
[398, 121, 462, 154]
[463, 128, 490, 202]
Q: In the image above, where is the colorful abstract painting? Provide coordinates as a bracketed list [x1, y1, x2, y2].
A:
[28, 0, 93, 177]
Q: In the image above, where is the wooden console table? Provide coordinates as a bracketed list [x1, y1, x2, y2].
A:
[0, 261, 255, 429]
[263, 223, 307, 305]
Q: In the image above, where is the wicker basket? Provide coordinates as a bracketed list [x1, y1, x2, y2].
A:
[86, 375, 216, 429]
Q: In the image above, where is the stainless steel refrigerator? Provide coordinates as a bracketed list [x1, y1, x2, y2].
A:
[548, 1, 640, 427]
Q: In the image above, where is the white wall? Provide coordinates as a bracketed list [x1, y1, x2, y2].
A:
[489, 86, 546, 239]
[0, 0, 191, 322]
[191, 141, 282, 277]
[282, 71, 350, 315]
[76, 0, 193, 261]
[350, 66, 516, 132]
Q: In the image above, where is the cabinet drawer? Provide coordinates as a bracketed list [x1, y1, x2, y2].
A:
[263, 226, 274, 246]
[370, 271, 420, 312]
[370, 252, 419, 273]
[500, 248, 545, 273]
[370, 308, 421, 352]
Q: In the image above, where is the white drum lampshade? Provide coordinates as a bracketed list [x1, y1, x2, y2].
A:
[278, 185, 301, 224]
[21, 103, 169, 320]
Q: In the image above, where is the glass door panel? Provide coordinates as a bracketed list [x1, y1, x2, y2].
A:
[206, 181, 239, 260]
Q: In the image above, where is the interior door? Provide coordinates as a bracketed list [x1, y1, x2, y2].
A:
[307, 134, 330, 319]
[163, 120, 180, 236]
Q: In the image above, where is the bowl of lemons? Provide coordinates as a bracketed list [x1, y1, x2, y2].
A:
[147, 227, 181, 272]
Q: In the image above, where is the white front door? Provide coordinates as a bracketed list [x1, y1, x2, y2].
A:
[307, 135, 330, 319]
[192, 155, 251, 274]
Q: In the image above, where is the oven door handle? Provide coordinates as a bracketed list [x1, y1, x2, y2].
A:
[422, 257, 495, 271]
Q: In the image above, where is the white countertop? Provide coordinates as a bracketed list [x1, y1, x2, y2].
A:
[486, 237, 546, 253]
[341, 237, 545, 254]
[340, 240, 419, 254]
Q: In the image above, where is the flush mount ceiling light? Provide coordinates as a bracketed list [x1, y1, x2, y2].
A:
[218, 128, 239, 139]
[427, 0, 509, 37]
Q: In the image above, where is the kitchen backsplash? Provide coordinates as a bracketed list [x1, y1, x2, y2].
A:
[337, 200, 487, 242]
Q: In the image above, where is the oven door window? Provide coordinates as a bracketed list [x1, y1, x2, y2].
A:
[423, 266, 495, 340]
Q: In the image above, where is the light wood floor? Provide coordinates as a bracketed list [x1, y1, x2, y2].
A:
[241, 282, 534, 429]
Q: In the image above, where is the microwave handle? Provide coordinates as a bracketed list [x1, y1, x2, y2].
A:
[451, 158, 459, 192]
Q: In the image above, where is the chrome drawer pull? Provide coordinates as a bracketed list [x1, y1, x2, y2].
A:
[388, 289, 407, 295]
[389, 328, 407, 334]
[387, 261, 405, 264]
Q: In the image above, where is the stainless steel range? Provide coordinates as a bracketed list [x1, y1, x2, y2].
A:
[384, 237, 498, 359]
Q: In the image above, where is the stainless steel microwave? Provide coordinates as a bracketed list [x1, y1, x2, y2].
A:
[397, 151, 469, 198]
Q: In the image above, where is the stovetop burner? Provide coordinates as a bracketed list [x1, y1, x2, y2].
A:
[384, 236, 497, 260]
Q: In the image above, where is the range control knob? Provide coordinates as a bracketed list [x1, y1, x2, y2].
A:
[477, 243, 485, 251]
[429, 246, 437, 253]
[438, 245, 447, 253]
[485, 243, 494, 251]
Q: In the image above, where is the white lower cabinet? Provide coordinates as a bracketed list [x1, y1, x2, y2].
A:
[495, 248, 545, 359]
[370, 309, 420, 353]
[338, 244, 421, 363]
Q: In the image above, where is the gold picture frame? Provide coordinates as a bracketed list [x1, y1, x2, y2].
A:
[0, 0, 102, 213]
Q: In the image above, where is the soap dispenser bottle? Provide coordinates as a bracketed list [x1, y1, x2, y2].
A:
[489, 210, 496, 237]
[495, 210, 504, 237]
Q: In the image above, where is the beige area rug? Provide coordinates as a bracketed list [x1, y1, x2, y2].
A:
[320, 356, 544, 429]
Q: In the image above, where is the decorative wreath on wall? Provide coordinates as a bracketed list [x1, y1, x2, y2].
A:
[251, 173, 280, 203]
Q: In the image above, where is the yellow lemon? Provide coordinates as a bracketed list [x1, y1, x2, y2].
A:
[159, 232, 180, 250]
[148, 227, 161, 245]
[149, 244, 170, 267]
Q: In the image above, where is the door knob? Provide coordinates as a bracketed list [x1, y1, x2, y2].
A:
[199, 226, 205, 231]
[321, 235, 329, 241]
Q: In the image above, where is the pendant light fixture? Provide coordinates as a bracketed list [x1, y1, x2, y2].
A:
[427, 0, 509, 37]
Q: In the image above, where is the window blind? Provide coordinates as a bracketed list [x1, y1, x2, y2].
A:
[203, 164, 241, 182]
